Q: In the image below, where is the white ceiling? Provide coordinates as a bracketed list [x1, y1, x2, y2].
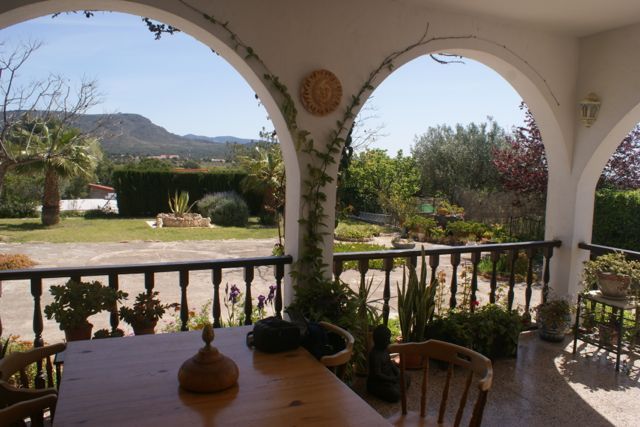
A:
[405, 0, 640, 36]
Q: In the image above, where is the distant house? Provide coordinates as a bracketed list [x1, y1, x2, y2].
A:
[88, 184, 116, 199]
[149, 154, 180, 160]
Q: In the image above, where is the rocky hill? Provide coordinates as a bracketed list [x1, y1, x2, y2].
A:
[72, 113, 256, 159]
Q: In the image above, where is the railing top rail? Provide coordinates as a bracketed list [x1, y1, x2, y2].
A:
[333, 240, 561, 262]
[0, 255, 293, 281]
[578, 242, 640, 261]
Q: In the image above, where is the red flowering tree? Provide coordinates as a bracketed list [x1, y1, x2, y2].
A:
[492, 103, 548, 195]
[598, 125, 640, 189]
[493, 104, 640, 195]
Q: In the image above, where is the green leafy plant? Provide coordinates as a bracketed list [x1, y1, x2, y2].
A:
[582, 252, 640, 295]
[334, 222, 381, 242]
[446, 220, 488, 241]
[535, 299, 571, 326]
[168, 190, 196, 217]
[44, 279, 127, 331]
[427, 304, 523, 359]
[197, 191, 249, 227]
[404, 215, 438, 237]
[397, 250, 438, 342]
[435, 200, 465, 216]
[119, 291, 178, 328]
[478, 251, 533, 281]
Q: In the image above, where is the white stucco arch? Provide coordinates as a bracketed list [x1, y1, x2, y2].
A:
[0, 0, 303, 265]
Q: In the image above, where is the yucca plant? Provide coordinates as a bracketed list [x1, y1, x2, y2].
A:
[397, 249, 438, 342]
[168, 190, 196, 217]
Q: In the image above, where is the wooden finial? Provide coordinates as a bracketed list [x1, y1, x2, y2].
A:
[202, 324, 214, 348]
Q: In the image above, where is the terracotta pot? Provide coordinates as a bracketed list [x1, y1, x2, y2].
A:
[132, 320, 157, 335]
[597, 272, 631, 299]
[65, 322, 93, 341]
[538, 318, 571, 342]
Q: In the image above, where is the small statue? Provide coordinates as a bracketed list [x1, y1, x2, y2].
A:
[367, 324, 401, 402]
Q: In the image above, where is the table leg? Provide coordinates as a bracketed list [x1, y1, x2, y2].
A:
[573, 294, 582, 355]
[616, 308, 624, 371]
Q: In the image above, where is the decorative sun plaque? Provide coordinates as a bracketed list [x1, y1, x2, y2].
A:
[300, 69, 342, 116]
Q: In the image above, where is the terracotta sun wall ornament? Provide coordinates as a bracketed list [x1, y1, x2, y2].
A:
[300, 69, 342, 116]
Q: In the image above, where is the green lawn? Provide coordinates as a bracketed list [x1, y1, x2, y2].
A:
[0, 217, 278, 243]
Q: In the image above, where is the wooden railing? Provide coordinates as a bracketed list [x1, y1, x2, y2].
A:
[333, 240, 562, 325]
[578, 242, 640, 261]
[0, 256, 292, 350]
[0, 240, 563, 351]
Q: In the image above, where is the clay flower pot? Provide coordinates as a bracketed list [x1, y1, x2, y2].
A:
[597, 272, 631, 300]
[132, 320, 158, 335]
[65, 322, 93, 342]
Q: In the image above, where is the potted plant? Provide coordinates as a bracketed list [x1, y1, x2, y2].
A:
[119, 291, 177, 335]
[535, 299, 572, 342]
[44, 279, 127, 341]
[396, 249, 438, 367]
[582, 252, 640, 300]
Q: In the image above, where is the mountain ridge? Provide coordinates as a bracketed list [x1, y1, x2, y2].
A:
[71, 113, 257, 158]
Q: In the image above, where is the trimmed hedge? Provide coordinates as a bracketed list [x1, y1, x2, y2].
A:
[113, 168, 262, 217]
[593, 189, 640, 251]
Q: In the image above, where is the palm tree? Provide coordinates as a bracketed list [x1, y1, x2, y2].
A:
[239, 142, 285, 247]
[17, 120, 101, 226]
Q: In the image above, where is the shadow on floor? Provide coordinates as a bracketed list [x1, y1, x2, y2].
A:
[353, 331, 640, 426]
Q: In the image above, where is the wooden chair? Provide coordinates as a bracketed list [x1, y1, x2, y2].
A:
[0, 342, 66, 426]
[387, 340, 493, 427]
[318, 321, 355, 378]
[0, 394, 57, 427]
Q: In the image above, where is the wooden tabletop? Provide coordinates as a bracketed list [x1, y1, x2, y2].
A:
[53, 326, 390, 426]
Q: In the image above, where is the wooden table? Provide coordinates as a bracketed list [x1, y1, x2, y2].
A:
[53, 326, 390, 426]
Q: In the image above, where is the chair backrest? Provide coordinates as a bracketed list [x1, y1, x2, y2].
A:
[318, 321, 355, 377]
[0, 394, 57, 426]
[0, 343, 66, 389]
[388, 339, 493, 427]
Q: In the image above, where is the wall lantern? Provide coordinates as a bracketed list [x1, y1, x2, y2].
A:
[579, 93, 601, 127]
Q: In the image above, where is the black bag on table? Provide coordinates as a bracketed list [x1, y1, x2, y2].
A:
[246, 316, 301, 353]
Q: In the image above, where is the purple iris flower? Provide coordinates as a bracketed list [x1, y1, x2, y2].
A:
[229, 284, 241, 304]
[267, 285, 276, 304]
[257, 295, 266, 310]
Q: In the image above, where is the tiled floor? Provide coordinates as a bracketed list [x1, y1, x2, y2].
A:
[353, 331, 640, 426]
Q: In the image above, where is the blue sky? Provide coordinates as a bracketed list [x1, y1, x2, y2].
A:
[2, 12, 525, 154]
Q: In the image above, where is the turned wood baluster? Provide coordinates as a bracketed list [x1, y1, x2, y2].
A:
[542, 246, 554, 303]
[449, 253, 461, 309]
[507, 249, 517, 311]
[144, 272, 155, 295]
[70, 275, 81, 283]
[275, 263, 285, 319]
[525, 248, 535, 318]
[429, 254, 439, 285]
[179, 270, 189, 331]
[489, 251, 501, 304]
[358, 259, 369, 287]
[244, 266, 254, 325]
[470, 252, 481, 312]
[108, 274, 120, 333]
[332, 259, 343, 282]
[212, 268, 222, 328]
[383, 258, 394, 326]
[30, 278, 45, 389]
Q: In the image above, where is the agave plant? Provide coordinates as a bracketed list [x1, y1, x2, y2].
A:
[397, 249, 438, 342]
[168, 190, 196, 217]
